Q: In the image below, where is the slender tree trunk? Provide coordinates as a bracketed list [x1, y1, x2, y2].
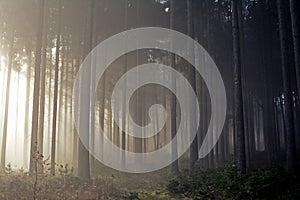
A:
[170, 0, 179, 175]
[56, 55, 65, 163]
[121, 0, 128, 169]
[29, 0, 45, 176]
[187, 0, 198, 172]
[24, 49, 32, 167]
[38, 2, 49, 166]
[277, 0, 296, 172]
[47, 50, 53, 157]
[63, 59, 69, 162]
[0, 30, 15, 171]
[14, 71, 20, 159]
[289, 0, 300, 101]
[50, 0, 62, 176]
[78, 0, 94, 179]
[99, 72, 106, 160]
[72, 58, 80, 172]
[231, 0, 246, 175]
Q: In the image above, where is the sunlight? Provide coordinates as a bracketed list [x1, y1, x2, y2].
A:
[0, 57, 29, 169]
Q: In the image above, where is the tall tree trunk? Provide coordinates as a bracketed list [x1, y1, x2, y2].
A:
[231, 0, 246, 175]
[63, 59, 70, 162]
[14, 71, 20, 160]
[38, 2, 49, 166]
[0, 30, 15, 171]
[57, 55, 65, 163]
[187, 0, 198, 172]
[170, 0, 179, 175]
[24, 48, 32, 167]
[50, 0, 62, 176]
[46, 50, 53, 157]
[277, 0, 296, 172]
[121, 0, 128, 169]
[72, 58, 80, 172]
[29, 0, 45, 176]
[78, 0, 94, 179]
[289, 0, 300, 101]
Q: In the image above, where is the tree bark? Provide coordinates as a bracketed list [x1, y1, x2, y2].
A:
[187, 0, 198, 172]
[231, 0, 246, 175]
[121, 0, 128, 169]
[170, 0, 179, 175]
[289, 0, 300, 102]
[277, 0, 296, 172]
[50, 0, 62, 176]
[29, 0, 45, 176]
[38, 2, 49, 168]
[78, 0, 95, 179]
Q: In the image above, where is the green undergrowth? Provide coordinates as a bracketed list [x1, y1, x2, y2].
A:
[2, 162, 300, 199]
[0, 165, 123, 199]
[0, 164, 173, 200]
[167, 162, 300, 200]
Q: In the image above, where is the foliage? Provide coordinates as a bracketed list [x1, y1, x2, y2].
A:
[0, 164, 123, 199]
[167, 162, 300, 199]
[122, 189, 175, 200]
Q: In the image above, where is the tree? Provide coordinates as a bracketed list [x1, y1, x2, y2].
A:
[51, 0, 62, 176]
[121, 0, 128, 169]
[231, 0, 246, 175]
[170, 0, 179, 175]
[38, 1, 49, 171]
[289, 0, 300, 98]
[187, 0, 199, 172]
[77, 0, 95, 179]
[0, 30, 15, 171]
[24, 46, 33, 167]
[276, 0, 296, 172]
[29, 0, 45, 176]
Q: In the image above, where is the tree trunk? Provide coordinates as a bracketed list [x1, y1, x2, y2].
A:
[29, 0, 45, 176]
[63, 59, 69, 162]
[231, 0, 246, 175]
[289, 0, 300, 102]
[121, 0, 128, 169]
[24, 48, 32, 167]
[0, 30, 15, 171]
[38, 2, 49, 167]
[72, 58, 80, 173]
[170, 0, 179, 175]
[187, 0, 198, 172]
[57, 56, 65, 163]
[277, 0, 296, 172]
[46, 50, 53, 157]
[78, 0, 95, 179]
[50, 0, 62, 176]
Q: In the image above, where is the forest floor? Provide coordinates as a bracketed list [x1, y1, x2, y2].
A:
[0, 163, 180, 200]
[1, 162, 300, 199]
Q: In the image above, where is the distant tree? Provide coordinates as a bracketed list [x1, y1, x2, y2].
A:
[0, 30, 15, 171]
[24, 46, 33, 167]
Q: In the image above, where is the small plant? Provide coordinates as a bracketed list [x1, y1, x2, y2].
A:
[5, 163, 13, 174]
